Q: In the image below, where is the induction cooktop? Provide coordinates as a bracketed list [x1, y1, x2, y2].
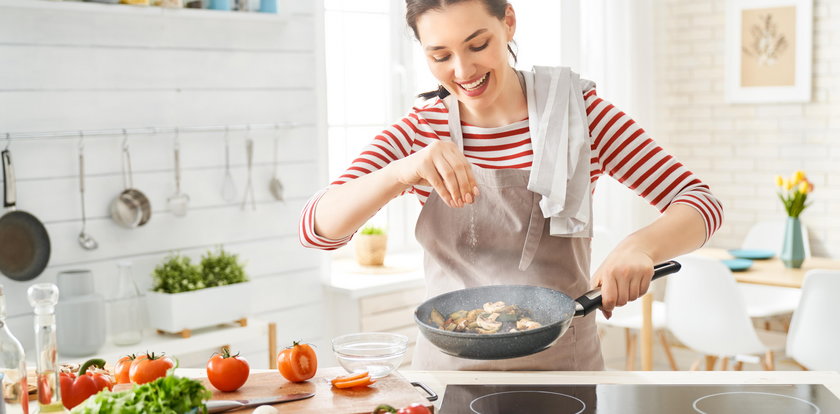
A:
[439, 384, 840, 414]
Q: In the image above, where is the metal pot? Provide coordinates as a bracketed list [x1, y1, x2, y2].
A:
[110, 133, 151, 228]
[414, 261, 681, 360]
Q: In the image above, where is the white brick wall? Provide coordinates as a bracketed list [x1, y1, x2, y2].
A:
[655, 0, 840, 257]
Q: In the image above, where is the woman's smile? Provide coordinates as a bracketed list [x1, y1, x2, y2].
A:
[456, 72, 491, 97]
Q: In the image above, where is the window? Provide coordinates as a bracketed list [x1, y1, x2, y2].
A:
[323, 1, 421, 255]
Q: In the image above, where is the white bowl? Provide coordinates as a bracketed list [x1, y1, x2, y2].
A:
[331, 332, 409, 378]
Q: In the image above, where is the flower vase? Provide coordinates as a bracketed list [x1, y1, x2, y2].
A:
[781, 217, 805, 268]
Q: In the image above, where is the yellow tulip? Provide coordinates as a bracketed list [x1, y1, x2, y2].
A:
[783, 179, 793, 190]
[793, 170, 806, 185]
[798, 181, 808, 194]
[774, 175, 784, 187]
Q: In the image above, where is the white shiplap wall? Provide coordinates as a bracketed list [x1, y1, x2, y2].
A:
[0, 0, 328, 368]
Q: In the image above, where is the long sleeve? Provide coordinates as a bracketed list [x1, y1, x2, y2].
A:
[298, 105, 430, 250]
[585, 89, 724, 241]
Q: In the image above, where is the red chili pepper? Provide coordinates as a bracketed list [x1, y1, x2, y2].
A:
[59, 358, 114, 409]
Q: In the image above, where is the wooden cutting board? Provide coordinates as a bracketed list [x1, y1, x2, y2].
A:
[201, 367, 435, 413]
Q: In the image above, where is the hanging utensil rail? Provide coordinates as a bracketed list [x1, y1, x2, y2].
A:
[2, 122, 307, 141]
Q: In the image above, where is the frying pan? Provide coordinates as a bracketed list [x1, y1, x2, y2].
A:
[414, 260, 681, 360]
[0, 149, 51, 281]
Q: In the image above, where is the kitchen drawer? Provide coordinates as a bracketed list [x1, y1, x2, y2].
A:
[360, 306, 416, 332]
[359, 286, 426, 316]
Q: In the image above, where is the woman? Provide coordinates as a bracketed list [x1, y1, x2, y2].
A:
[301, 0, 723, 370]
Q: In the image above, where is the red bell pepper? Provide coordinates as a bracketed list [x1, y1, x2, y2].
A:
[59, 358, 115, 409]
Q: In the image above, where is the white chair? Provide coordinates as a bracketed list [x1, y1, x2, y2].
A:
[592, 227, 678, 370]
[786, 270, 840, 372]
[596, 299, 677, 370]
[738, 219, 808, 322]
[665, 255, 786, 370]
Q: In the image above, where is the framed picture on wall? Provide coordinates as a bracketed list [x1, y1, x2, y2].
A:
[725, 0, 812, 103]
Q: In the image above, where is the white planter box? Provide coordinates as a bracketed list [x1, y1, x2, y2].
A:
[145, 282, 252, 333]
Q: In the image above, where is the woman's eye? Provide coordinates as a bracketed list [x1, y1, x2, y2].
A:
[470, 41, 489, 52]
[433, 55, 451, 63]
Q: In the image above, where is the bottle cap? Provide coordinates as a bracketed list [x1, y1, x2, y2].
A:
[27, 283, 60, 315]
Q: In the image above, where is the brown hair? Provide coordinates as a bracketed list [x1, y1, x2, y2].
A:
[406, 0, 517, 100]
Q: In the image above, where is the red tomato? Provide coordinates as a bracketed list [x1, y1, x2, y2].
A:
[114, 354, 143, 384]
[129, 352, 175, 384]
[277, 341, 317, 383]
[397, 403, 432, 414]
[206, 348, 250, 392]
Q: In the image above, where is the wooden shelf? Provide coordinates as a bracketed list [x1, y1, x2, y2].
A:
[0, 0, 289, 22]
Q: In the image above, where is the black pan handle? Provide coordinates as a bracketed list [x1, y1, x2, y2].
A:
[574, 260, 681, 317]
[2, 150, 15, 209]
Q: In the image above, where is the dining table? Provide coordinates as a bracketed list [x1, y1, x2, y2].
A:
[637, 247, 840, 371]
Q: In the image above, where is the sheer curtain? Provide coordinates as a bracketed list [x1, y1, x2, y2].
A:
[573, 0, 658, 240]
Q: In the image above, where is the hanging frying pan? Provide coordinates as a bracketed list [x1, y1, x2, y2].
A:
[0, 149, 51, 281]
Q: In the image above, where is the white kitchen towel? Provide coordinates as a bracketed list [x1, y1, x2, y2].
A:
[521, 66, 594, 237]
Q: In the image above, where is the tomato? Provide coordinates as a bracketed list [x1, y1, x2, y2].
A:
[331, 371, 369, 386]
[332, 375, 375, 389]
[206, 348, 250, 392]
[277, 341, 317, 383]
[397, 403, 432, 414]
[129, 352, 175, 384]
[114, 354, 143, 384]
[372, 404, 431, 414]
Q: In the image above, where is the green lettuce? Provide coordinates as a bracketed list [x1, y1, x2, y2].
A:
[71, 375, 212, 414]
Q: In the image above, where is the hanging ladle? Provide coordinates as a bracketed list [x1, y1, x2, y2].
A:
[167, 128, 190, 217]
[221, 126, 237, 203]
[269, 125, 285, 202]
[77, 132, 98, 250]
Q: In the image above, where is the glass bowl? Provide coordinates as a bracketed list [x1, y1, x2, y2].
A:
[331, 332, 409, 378]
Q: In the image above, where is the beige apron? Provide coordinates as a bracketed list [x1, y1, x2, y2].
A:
[410, 93, 605, 371]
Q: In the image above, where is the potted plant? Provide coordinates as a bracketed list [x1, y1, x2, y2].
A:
[775, 170, 815, 268]
[146, 247, 251, 337]
[355, 225, 388, 266]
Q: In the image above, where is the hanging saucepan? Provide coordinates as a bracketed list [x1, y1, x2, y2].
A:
[110, 132, 151, 228]
[0, 149, 52, 281]
[414, 260, 681, 360]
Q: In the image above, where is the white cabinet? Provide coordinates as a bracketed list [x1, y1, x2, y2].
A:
[325, 253, 426, 368]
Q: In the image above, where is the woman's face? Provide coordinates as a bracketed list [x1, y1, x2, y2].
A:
[416, 1, 516, 109]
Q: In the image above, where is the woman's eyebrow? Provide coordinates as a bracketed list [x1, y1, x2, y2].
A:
[424, 28, 488, 51]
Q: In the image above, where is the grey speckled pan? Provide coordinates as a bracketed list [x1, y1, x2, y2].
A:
[414, 261, 681, 360]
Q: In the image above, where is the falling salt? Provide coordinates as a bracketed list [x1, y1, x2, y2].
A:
[468, 204, 478, 251]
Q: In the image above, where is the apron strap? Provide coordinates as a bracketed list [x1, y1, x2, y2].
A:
[445, 95, 464, 151]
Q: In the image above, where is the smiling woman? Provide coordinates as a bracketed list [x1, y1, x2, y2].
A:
[301, 0, 723, 372]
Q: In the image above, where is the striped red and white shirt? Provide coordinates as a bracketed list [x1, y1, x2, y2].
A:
[300, 89, 723, 250]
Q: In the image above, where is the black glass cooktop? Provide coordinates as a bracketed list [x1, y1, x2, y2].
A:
[439, 384, 840, 414]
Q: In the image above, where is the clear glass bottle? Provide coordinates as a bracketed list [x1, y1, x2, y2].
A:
[0, 284, 29, 414]
[107, 262, 143, 346]
[27, 283, 66, 413]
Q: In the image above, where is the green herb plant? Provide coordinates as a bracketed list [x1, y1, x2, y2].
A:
[360, 225, 386, 235]
[152, 247, 248, 294]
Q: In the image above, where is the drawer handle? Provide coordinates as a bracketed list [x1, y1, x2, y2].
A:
[411, 381, 438, 401]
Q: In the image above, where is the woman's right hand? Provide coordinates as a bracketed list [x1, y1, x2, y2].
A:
[393, 140, 479, 208]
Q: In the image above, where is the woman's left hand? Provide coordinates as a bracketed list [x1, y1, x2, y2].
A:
[590, 248, 655, 319]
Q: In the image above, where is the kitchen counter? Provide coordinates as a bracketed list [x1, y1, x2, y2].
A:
[179, 368, 840, 412]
